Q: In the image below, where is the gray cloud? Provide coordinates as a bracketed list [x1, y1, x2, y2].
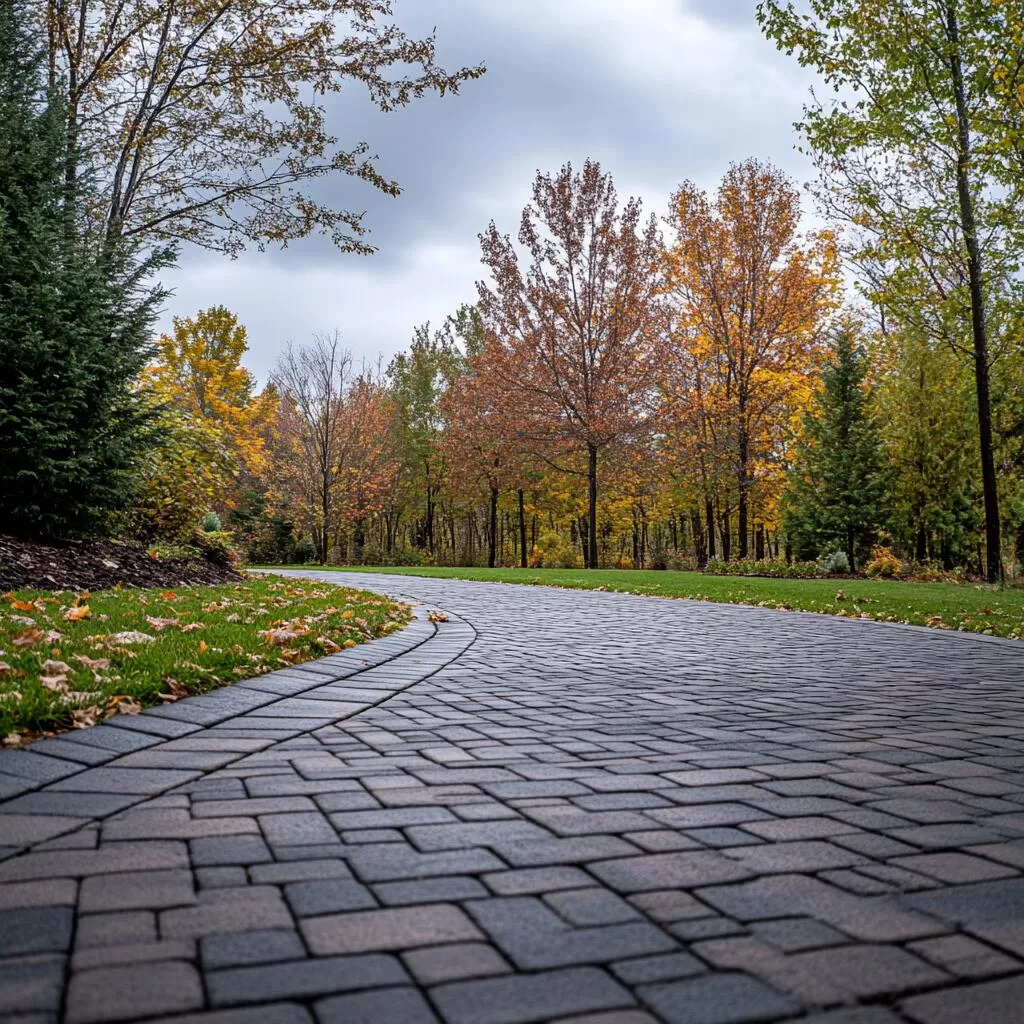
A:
[158, 0, 820, 383]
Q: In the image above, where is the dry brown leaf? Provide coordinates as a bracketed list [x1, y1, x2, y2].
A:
[106, 696, 142, 716]
[9, 599, 39, 612]
[145, 616, 180, 631]
[197, 640, 208, 654]
[40, 675, 71, 693]
[259, 627, 304, 646]
[43, 629, 62, 643]
[317, 636, 341, 654]
[63, 605, 91, 622]
[71, 706, 100, 728]
[41, 659, 73, 675]
[72, 654, 110, 671]
[105, 631, 156, 645]
[9, 614, 36, 626]
[0, 662, 12, 676]
[181, 622, 205, 632]
[427, 611, 449, 624]
[13, 627, 43, 647]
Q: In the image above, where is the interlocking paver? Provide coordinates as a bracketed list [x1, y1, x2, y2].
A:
[0, 572, 1022, 1021]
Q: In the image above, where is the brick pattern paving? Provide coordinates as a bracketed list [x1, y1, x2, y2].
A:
[1, 571, 1023, 1023]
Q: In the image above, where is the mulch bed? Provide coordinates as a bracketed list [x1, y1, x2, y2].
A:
[0, 534, 242, 592]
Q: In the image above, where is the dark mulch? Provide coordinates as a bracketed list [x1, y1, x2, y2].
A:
[0, 534, 242, 592]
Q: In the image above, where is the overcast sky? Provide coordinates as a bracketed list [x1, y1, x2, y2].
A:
[158, 0, 820, 383]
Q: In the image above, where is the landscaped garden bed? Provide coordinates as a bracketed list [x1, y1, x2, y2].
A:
[0, 575, 410, 743]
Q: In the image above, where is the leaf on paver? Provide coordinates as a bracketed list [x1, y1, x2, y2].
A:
[428, 610, 449, 624]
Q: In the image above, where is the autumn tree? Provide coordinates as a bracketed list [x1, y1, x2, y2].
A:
[757, 0, 1024, 580]
[663, 159, 839, 559]
[477, 160, 665, 569]
[41, 1, 484, 254]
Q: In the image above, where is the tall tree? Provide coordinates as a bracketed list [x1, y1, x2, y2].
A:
[0, 0, 168, 539]
[784, 322, 888, 569]
[477, 160, 664, 568]
[41, 1, 484, 254]
[663, 159, 839, 559]
[757, 0, 1024, 581]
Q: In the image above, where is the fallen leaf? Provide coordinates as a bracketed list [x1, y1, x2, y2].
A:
[9, 615, 36, 626]
[71, 707, 100, 728]
[427, 611, 449, 624]
[13, 628, 43, 647]
[105, 631, 156, 645]
[40, 674, 71, 693]
[63, 605, 91, 622]
[317, 636, 341, 654]
[106, 696, 142, 716]
[343, 639, 358, 648]
[41, 659, 73, 675]
[197, 640, 208, 654]
[259, 627, 305, 646]
[43, 630, 62, 643]
[0, 662, 10, 676]
[145, 616, 180, 631]
[72, 655, 111, 671]
[9, 599, 39, 612]
[181, 622, 205, 632]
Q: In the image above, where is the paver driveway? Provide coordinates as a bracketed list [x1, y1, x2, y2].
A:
[2, 571, 1024, 1024]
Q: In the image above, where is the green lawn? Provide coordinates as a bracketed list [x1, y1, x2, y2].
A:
[272, 565, 1024, 641]
[0, 575, 410, 740]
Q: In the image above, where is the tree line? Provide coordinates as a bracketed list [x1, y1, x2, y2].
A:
[3, 0, 1024, 583]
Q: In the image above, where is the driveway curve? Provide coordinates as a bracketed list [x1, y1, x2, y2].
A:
[1, 570, 1024, 1024]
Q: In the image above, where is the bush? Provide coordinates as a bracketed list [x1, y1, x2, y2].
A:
[190, 529, 237, 567]
[530, 531, 581, 569]
[818, 550, 850, 575]
[865, 546, 902, 578]
[292, 539, 316, 565]
[200, 512, 222, 533]
[704, 558, 824, 579]
[665, 551, 698, 572]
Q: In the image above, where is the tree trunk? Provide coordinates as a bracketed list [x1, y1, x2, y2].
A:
[518, 489, 528, 568]
[947, 2, 1001, 582]
[721, 507, 732, 561]
[691, 509, 707, 568]
[705, 500, 716, 560]
[755, 523, 765, 561]
[847, 525, 856, 573]
[488, 485, 499, 568]
[587, 442, 599, 569]
[737, 426, 750, 559]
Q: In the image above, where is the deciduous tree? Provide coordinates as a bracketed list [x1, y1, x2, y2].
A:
[477, 160, 665, 568]
[42, 1, 485, 254]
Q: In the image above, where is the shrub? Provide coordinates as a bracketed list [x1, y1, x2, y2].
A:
[292, 539, 316, 565]
[190, 529, 237, 567]
[818, 550, 850, 575]
[200, 512, 222, 533]
[531, 531, 581, 569]
[865, 546, 902, 578]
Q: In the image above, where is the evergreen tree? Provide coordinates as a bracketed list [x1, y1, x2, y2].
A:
[0, 0, 171, 539]
[784, 324, 887, 571]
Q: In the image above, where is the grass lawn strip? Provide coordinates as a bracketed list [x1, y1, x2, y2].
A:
[0, 575, 411, 739]
[290, 565, 1024, 641]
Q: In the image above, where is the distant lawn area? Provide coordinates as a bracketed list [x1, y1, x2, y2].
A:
[0, 575, 410, 740]
[276, 565, 1024, 641]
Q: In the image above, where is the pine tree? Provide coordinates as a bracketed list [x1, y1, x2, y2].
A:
[0, 0, 171, 539]
[784, 323, 887, 571]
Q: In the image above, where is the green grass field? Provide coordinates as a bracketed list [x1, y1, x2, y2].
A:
[275, 565, 1024, 641]
[0, 575, 410, 739]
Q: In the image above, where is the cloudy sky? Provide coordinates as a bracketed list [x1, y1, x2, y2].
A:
[159, 0, 820, 383]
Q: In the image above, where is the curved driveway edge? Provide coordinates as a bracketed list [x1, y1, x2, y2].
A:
[1, 570, 1024, 1024]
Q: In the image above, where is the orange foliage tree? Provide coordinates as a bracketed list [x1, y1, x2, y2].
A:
[662, 160, 839, 559]
[477, 160, 666, 568]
